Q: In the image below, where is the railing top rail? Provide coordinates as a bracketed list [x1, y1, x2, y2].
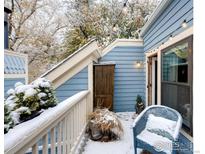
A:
[4, 90, 89, 154]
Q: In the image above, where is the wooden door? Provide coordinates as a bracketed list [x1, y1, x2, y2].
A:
[94, 64, 115, 110]
[147, 58, 152, 106]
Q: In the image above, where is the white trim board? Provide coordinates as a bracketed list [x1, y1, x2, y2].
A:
[101, 39, 143, 57]
[4, 50, 28, 58]
[140, 0, 172, 37]
[4, 74, 27, 79]
[146, 26, 193, 55]
[41, 39, 100, 78]
[41, 40, 100, 86]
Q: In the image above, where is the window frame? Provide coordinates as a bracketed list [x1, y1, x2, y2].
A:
[161, 35, 193, 136]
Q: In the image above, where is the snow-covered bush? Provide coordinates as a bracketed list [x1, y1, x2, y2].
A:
[4, 78, 58, 133]
[86, 109, 123, 142]
[4, 103, 14, 134]
[32, 78, 57, 109]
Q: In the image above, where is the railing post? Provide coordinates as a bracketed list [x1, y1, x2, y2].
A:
[32, 144, 38, 154]
[42, 134, 48, 154]
[88, 61, 93, 114]
[50, 128, 55, 154]
[63, 117, 67, 154]
[57, 122, 62, 154]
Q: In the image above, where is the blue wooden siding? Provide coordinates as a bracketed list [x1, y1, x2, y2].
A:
[4, 78, 25, 97]
[4, 21, 9, 49]
[100, 46, 145, 112]
[143, 0, 193, 51]
[55, 67, 88, 102]
[4, 54, 26, 74]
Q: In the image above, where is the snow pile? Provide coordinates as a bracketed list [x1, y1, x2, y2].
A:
[86, 109, 123, 142]
[83, 112, 136, 154]
[4, 78, 58, 133]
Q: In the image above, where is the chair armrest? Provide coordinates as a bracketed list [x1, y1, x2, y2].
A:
[173, 113, 183, 140]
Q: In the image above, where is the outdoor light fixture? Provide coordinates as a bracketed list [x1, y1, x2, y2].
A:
[113, 24, 117, 32]
[182, 19, 188, 28]
[135, 61, 143, 68]
[122, 3, 128, 14]
[169, 34, 173, 41]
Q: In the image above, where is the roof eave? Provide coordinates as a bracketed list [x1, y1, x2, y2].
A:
[140, 0, 172, 37]
[41, 38, 97, 78]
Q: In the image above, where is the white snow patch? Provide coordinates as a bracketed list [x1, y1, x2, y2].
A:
[24, 88, 37, 99]
[7, 89, 15, 95]
[10, 111, 20, 125]
[15, 107, 30, 113]
[15, 85, 34, 94]
[14, 82, 23, 88]
[5, 97, 18, 111]
[38, 92, 47, 98]
[146, 114, 177, 138]
[83, 112, 136, 154]
[32, 78, 51, 88]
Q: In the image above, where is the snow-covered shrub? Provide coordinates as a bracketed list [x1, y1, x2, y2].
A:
[4, 103, 14, 134]
[32, 78, 57, 109]
[86, 109, 123, 142]
[4, 78, 58, 133]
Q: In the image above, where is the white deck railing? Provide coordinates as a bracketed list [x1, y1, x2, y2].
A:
[5, 90, 91, 154]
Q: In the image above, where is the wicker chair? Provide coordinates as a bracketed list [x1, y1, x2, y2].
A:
[133, 105, 182, 154]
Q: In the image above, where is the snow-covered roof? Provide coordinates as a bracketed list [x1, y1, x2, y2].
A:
[140, 0, 172, 37]
[4, 50, 27, 74]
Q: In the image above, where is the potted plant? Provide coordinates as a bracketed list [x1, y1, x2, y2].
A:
[135, 95, 145, 114]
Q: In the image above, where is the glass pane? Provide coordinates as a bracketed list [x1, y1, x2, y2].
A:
[162, 43, 188, 83]
[161, 83, 191, 129]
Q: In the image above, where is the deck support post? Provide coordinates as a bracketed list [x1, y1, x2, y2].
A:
[88, 61, 94, 113]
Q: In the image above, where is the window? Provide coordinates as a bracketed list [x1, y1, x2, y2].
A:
[162, 43, 188, 83]
[161, 36, 193, 135]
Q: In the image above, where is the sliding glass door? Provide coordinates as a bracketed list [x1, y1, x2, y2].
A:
[161, 36, 193, 135]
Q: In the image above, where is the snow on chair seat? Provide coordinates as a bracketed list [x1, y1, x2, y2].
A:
[132, 105, 182, 154]
[137, 129, 173, 154]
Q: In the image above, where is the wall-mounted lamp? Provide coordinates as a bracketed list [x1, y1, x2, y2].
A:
[169, 34, 173, 41]
[112, 24, 118, 32]
[181, 19, 188, 28]
[135, 60, 144, 68]
[122, 3, 128, 14]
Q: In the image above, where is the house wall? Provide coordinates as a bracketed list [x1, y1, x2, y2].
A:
[100, 46, 145, 112]
[4, 78, 25, 97]
[143, 0, 193, 52]
[4, 12, 9, 49]
[4, 52, 28, 98]
[55, 67, 88, 102]
[4, 21, 9, 49]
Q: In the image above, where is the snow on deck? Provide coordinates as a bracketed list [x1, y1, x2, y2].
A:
[83, 112, 136, 154]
